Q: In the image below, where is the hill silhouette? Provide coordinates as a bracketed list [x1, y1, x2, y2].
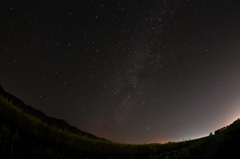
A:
[0, 85, 108, 141]
[1, 84, 240, 159]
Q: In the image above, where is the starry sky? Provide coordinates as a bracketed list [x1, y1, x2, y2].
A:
[1, 0, 240, 143]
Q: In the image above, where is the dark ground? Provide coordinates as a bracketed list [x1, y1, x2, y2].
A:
[204, 122, 240, 159]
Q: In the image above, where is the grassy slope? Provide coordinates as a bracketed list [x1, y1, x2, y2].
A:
[0, 95, 209, 159]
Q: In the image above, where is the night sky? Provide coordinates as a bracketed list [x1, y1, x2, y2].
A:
[1, 0, 240, 143]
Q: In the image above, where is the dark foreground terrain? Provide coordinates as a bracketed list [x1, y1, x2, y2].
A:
[0, 85, 239, 159]
[203, 120, 240, 159]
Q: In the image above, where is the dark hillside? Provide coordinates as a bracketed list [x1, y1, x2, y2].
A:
[0, 85, 108, 141]
[204, 118, 240, 159]
[2, 85, 240, 159]
[0, 85, 209, 159]
[212, 121, 240, 158]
